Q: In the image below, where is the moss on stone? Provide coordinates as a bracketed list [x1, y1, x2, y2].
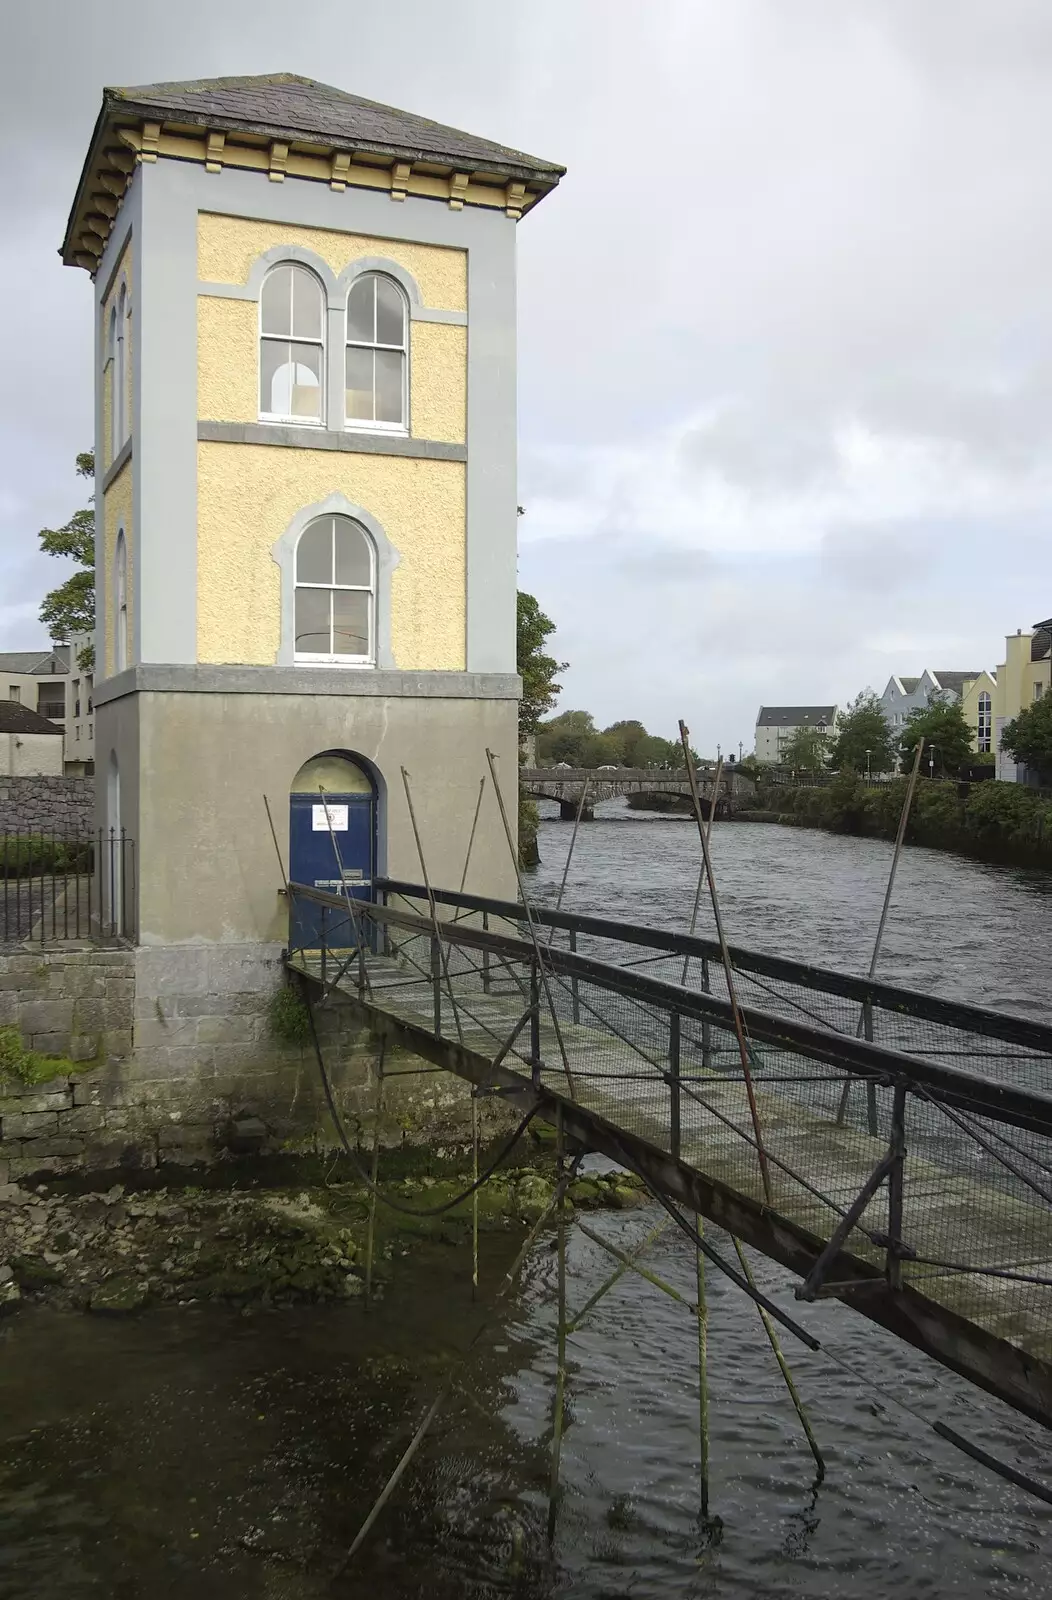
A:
[0, 1026, 76, 1088]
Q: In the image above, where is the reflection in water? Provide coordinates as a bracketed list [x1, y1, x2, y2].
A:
[1, 814, 1051, 1597]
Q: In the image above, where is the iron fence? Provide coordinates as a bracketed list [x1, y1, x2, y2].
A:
[0, 828, 135, 945]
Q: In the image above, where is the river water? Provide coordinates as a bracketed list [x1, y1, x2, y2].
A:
[2, 813, 1052, 1598]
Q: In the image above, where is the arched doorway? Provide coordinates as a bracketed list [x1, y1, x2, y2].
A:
[289, 751, 376, 950]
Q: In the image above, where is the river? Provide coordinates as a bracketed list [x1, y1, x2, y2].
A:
[1, 814, 1051, 1598]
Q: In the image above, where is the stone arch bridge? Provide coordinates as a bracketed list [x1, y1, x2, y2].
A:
[520, 767, 756, 821]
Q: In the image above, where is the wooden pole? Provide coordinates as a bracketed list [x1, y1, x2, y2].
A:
[548, 1105, 568, 1543]
[679, 722, 772, 1205]
[696, 1213, 710, 1519]
[682, 758, 723, 986]
[733, 1237, 824, 1479]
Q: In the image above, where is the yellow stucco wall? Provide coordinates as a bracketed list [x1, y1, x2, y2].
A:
[196, 441, 465, 670]
[197, 296, 466, 443]
[102, 461, 133, 679]
[101, 240, 133, 471]
[197, 213, 467, 310]
[959, 673, 996, 753]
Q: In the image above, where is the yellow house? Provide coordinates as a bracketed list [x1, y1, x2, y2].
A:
[958, 670, 997, 759]
[991, 625, 1052, 780]
[62, 76, 563, 1003]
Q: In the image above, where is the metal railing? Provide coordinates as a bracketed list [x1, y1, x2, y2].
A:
[0, 828, 135, 944]
[286, 876, 1052, 1423]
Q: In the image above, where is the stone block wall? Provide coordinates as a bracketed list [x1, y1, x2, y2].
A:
[0, 941, 478, 1181]
[0, 776, 95, 834]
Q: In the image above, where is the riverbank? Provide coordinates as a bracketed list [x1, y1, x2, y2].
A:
[0, 1151, 645, 1317]
[740, 772, 1052, 869]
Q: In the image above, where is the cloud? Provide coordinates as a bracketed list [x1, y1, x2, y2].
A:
[3, 0, 1052, 763]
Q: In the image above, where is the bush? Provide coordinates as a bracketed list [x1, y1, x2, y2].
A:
[0, 837, 92, 879]
[0, 1026, 74, 1087]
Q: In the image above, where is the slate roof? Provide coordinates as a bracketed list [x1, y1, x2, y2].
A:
[0, 701, 64, 736]
[756, 706, 836, 728]
[111, 75, 565, 180]
[897, 676, 921, 694]
[0, 650, 69, 676]
[931, 671, 983, 696]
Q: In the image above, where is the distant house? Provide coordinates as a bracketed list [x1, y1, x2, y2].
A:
[754, 705, 837, 765]
[0, 639, 94, 775]
[879, 669, 984, 735]
[0, 699, 65, 777]
[992, 624, 1052, 782]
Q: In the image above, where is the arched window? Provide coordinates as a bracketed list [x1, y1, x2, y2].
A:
[345, 273, 407, 431]
[978, 690, 992, 753]
[116, 284, 127, 448]
[294, 515, 375, 664]
[260, 263, 324, 423]
[115, 530, 128, 673]
[108, 304, 119, 460]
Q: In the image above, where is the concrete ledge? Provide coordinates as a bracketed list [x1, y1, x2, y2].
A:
[198, 420, 467, 462]
[95, 665, 522, 705]
[101, 434, 133, 492]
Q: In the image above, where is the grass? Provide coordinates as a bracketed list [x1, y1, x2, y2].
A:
[0, 1025, 76, 1087]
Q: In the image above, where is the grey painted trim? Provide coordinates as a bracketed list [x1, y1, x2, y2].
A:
[198, 419, 466, 461]
[101, 435, 133, 493]
[270, 493, 401, 669]
[335, 254, 420, 309]
[136, 160, 197, 665]
[201, 276, 466, 324]
[95, 664, 522, 705]
[411, 306, 467, 325]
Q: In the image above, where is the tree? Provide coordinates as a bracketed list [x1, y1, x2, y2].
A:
[517, 591, 566, 736]
[779, 726, 829, 772]
[899, 696, 973, 777]
[1001, 695, 1052, 781]
[536, 710, 596, 766]
[39, 451, 95, 668]
[602, 720, 650, 767]
[830, 691, 895, 775]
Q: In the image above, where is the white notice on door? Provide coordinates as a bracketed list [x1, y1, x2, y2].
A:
[312, 803, 349, 831]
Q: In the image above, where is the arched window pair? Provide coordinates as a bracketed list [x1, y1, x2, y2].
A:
[294, 514, 375, 665]
[259, 263, 407, 432]
[977, 690, 992, 754]
[108, 283, 129, 460]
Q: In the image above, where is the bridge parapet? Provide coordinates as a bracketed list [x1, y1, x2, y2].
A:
[520, 767, 755, 816]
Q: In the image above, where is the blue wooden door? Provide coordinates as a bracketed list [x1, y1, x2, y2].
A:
[289, 792, 375, 951]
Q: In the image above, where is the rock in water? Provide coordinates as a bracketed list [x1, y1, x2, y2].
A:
[90, 1275, 149, 1315]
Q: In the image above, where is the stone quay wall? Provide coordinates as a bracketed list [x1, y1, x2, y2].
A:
[0, 776, 95, 835]
[0, 942, 480, 1182]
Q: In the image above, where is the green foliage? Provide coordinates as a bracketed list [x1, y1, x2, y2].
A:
[899, 696, 974, 777]
[0, 1026, 74, 1087]
[1001, 694, 1052, 780]
[0, 837, 92, 877]
[830, 691, 896, 774]
[39, 451, 95, 646]
[536, 710, 698, 770]
[517, 592, 566, 735]
[267, 984, 312, 1046]
[778, 725, 830, 772]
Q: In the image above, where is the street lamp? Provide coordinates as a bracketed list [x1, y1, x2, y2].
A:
[929, 744, 937, 780]
[865, 748, 871, 782]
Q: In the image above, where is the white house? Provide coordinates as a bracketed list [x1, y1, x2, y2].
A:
[0, 700, 65, 777]
[754, 705, 837, 765]
[879, 669, 982, 734]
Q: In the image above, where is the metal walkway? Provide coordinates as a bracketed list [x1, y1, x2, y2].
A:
[287, 877, 1052, 1431]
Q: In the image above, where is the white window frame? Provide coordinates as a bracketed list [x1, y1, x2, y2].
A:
[259, 263, 326, 427]
[108, 304, 119, 461]
[344, 272, 409, 436]
[115, 530, 128, 674]
[116, 283, 128, 448]
[293, 514, 376, 667]
[977, 690, 992, 753]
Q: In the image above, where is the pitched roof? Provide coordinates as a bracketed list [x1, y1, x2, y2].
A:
[930, 671, 983, 696]
[0, 650, 69, 676]
[756, 706, 837, 728]
[897, 676, 921, 694]
[0, 701, 64, 736]
[64, 75, 565, 268]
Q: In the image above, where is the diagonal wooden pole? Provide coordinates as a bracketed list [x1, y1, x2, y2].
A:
[679, 722, 772, 1205]
[682, 757, 722, 985]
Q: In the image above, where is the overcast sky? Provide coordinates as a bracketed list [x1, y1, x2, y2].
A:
[3, 1, 1052, 754]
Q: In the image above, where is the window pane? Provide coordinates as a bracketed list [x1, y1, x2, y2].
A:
[291, 267, 322, 340]
[375, 349, 404, 425]
[375, 277, 405, 347]
[334, 519, 372, 586]
[260, 340, 290, 413]
[332, 590, 370, 657]
[289, 343, 322, 418]
[295, 587, 331, 654]
[296, 521, 333, 584]
[347, 278, 375, 343]
[345, 346, 374, 420]
[261, 266, 292, 336]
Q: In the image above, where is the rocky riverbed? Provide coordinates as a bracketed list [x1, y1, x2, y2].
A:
[0, 1159, 646, 1317]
